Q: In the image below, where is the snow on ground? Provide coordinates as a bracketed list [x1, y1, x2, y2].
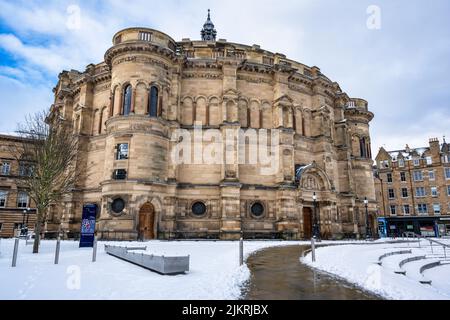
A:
[301, 239, 450, 300]
[0, 238, 312, 300]
[425, 263, 450, 294]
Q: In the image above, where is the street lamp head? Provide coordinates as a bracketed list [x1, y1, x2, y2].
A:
[364, 197, 368, 205]
[313, 192, 317, 201]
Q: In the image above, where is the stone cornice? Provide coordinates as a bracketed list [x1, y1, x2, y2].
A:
[238, 61, 274, 74]
[344, 108, 374, 122]
[104, 42, 178, 67]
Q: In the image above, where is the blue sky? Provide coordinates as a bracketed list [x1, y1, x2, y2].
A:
[0, 0, 449, 154]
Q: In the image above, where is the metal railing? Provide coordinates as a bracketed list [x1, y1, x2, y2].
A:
[402, 231, 449, 259]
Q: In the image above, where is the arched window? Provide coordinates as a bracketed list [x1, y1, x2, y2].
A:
[360, 137, 367, 158]
[122, 85, 132, 115]
[149, 86, 159, 117]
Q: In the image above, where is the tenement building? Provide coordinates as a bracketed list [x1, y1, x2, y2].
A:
[38, 12, 376, 240]
[0, 135, 36, 237]
[374, 138, 450, 237]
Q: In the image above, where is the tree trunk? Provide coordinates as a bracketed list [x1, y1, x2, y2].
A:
[32, 208, 42, 254]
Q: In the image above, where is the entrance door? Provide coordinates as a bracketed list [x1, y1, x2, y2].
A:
[303, 207, 313, 239]
[138, 202, 155, 240]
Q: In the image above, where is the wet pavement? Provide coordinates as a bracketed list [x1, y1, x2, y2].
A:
[244, 245, 380, 300]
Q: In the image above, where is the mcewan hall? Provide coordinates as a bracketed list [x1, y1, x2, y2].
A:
[0, 12, 378, 240]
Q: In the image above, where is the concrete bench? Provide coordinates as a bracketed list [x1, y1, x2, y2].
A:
[376, 250, 412, 266]
[104, 245, 189, 275]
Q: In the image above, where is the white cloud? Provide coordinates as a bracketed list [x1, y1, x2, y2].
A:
[0, 0, 448, 155]
[0, 75, 53, 134]
[0, 34, 72, 73]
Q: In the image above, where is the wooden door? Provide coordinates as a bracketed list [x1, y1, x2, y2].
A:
[303, 207, 313, 239]
[138, 203, 155, 240]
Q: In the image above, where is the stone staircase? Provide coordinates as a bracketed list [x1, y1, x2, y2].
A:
[377, 237, 450, 286]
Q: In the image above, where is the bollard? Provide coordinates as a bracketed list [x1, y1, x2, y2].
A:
[444, 246, 447, 260]
[92, 237, 98, 262]
[311, 237, 316, 262]
[239, 237, 243, 266]
[54, 237, 61, 264]
[11, 238, 19, 267]
[430, 241, 433, 254]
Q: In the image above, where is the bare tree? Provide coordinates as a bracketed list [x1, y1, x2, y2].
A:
[10, 110, 78, 253]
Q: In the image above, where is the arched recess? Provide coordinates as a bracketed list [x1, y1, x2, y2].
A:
[238, 99, 248, 127]
[162, 87, 169, 119]
[250, 100, 260, 128]
[367, 139, 372, 158]
[149, 85, 159, 117]
[294, 108, 303, 134]
[351, 135, 361, 157]
[195, 96, 208, 125]
[282, 107, 293, 128]
[296, 162, 334, 192]
[100, 106, 108, 134]
[92, 109, 100, 136]
[134, 82, 147, 115]
[209, 97, 221, 126]
[74, 114, 81, 134]
[113, 85, 122, 116]
[261, 102, 272, 129]
[302, 109, 312, 137]
[226, 100, 237, 123]
[359, 137, 367, 158]
[122, 84, 132, 115]
[181, 97, 194, 125]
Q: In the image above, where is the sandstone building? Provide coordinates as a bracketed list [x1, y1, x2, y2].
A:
[374, 138, 450, 237]
[0, 135, 36, 238]
[38, 12, 377, 240]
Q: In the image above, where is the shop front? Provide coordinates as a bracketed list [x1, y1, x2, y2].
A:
[438, 217, 450, 237]
[382, 216, 442, 238]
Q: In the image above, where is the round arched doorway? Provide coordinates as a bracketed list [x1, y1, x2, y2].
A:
[138, 202, 155, 240]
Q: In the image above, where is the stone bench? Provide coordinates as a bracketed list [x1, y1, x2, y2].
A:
[104, 245, 189, 275]
[376, 250, 412, 266]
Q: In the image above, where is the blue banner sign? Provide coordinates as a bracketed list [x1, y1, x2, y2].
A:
[377, 217, 387, 238]
[79, 204, 97, 248]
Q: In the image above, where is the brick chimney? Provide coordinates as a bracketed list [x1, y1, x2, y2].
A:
[429, 137, 440, 157]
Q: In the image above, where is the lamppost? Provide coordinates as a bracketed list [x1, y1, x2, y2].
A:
[21, 207, 31, 237]
[312, 192, 320, 240]
[364, 197, 372, 240]
[25, 207, 30, 226]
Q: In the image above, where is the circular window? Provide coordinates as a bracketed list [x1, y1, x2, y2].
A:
[251, 202, 265, 217]
[111, 198, 125, 214]
[192, 202, 207, 216]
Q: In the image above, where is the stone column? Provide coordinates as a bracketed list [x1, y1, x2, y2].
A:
[130, 88, 136, 114]
[109, 91, 114, 117]
[219, 183, 242, 240]
[275, 186, 300, 239]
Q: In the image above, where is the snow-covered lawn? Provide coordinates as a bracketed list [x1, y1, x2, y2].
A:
[301, 239, 450, 300]
[5, 237, 447, 300]
[0, 238, 309, 300]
